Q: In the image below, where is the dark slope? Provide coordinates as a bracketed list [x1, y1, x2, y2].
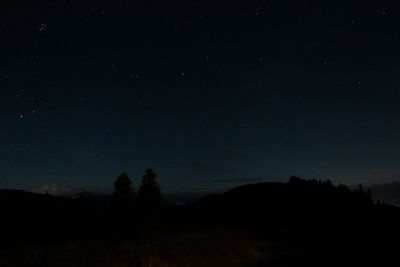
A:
[1, 180, 400, 266]
[0, 189, 115, 242]
[1, 180, 400, 241]
[185, 181, 400, 267]
[186, 180, 390, 232]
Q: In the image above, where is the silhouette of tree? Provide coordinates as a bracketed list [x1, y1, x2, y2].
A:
[113, 172, 137, 238]
[288, 176, 302, 185]
[113, 172, 135, 199]
[136, 168, 162, 237]
[137, 168, 161, 206]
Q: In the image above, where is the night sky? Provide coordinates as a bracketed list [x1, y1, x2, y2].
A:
[1, 0, 400, 194]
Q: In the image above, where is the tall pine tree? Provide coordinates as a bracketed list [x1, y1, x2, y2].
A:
[137, 168, 161, 206]
[113, 172, 135, 199]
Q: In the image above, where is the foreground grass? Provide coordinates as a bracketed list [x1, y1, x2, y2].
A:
[0, 228, 275, 267]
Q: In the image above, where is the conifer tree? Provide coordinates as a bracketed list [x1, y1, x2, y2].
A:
[114, 172, 135, 199]
[137, 168, 161, 206]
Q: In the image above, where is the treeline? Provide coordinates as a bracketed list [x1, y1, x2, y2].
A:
[186, 176, 399, 234]
[287, 176, 374, 212]
[1, 175, 400, 244]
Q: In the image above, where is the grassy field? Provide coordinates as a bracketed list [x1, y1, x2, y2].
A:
[0, 228, 276, 267]
[2, 226, 400, 266]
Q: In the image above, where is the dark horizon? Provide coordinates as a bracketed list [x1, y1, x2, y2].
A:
[2, 174, 400, 208]
[3, 174, 397, 196]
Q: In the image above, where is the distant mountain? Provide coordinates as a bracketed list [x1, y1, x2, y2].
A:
[31, 184, 112, 197]
[0, 189, 48, 200]
[76, 191, 112, 199]
[368, 182, 400, 206]
[163, 192, 212, 204]
[1, 187, 210, 205]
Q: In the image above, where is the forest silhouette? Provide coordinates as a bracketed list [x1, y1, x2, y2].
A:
[1, 171, 400, 266]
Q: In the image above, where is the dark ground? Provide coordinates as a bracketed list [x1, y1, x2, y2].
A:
[1, 179, 400, 266]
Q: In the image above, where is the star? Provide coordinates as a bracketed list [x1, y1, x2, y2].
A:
[39, 23, 47, 32]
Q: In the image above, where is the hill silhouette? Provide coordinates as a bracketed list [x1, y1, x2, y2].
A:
[189, 180, 376, 226]
[1, 177, 400, 266]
